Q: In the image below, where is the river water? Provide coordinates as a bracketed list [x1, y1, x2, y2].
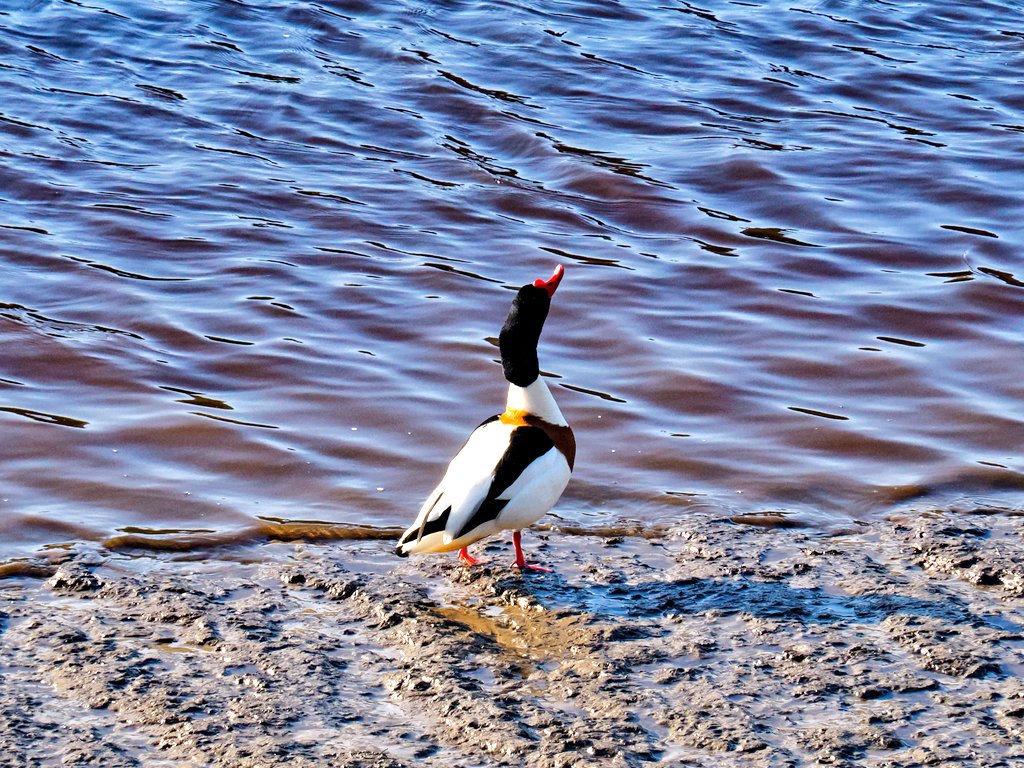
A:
[1, 0, 1022, 568]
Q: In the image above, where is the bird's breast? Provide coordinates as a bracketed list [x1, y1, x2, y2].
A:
[499, 408, 575, 471]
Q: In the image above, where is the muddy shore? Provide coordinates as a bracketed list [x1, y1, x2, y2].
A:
[1, 512, 1022, 767]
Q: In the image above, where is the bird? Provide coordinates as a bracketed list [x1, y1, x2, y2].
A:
[395, 265, 574, 571]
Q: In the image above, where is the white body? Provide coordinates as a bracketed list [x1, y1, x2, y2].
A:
[399, 379, 571, 555]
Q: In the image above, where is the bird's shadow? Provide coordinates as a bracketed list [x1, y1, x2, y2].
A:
[500, 572, 1016, 633]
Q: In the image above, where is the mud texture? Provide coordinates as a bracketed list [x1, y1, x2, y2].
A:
[1, 512, 1022, 767]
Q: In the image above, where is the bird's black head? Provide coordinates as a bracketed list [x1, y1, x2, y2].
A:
[499, 265, 563, 387]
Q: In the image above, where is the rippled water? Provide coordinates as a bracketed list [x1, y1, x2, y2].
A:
[2, 0, 1023, 567]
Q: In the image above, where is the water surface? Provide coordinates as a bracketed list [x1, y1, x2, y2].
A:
[2, 0, 1023, 566]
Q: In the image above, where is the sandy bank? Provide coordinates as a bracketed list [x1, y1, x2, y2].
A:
[1, 512, 1022, 767]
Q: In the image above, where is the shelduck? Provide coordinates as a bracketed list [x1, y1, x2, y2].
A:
[395, 265, 574, 571]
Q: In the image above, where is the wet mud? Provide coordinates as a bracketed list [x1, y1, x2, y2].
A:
[1, 513, 1022, 767]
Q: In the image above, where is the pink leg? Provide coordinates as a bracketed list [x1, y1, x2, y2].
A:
[458, 547, 481, 566]
[510, 530, 552, 573]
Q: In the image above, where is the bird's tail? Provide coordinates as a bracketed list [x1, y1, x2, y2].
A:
[395, 505, 453, 557]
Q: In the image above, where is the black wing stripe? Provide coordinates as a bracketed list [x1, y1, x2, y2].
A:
[454, 425, 554, 539]
[413, 505, 451, 543]
[459, 497, 509, 539]
[492, 426, 555, 498]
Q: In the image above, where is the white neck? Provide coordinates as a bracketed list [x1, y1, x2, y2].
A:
[506, 378, 567, 426]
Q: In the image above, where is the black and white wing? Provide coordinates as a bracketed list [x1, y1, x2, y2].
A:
[396, 417, 569, 555]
